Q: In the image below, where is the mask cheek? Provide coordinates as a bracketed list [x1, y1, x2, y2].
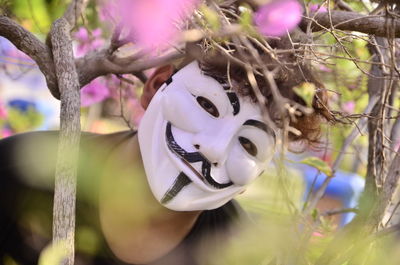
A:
[161, 89, 207, 132]
[226, 145, 261, 186]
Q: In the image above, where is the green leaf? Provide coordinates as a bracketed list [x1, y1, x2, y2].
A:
[200, 5, 220, 31]
[239, 5, 253, 30]
[293, 82, 316, 108]
[7, 108, 44, 133]
[300, 156, 332, 177]
[311, 208, 319, 221]
[13, 0, 52, 33]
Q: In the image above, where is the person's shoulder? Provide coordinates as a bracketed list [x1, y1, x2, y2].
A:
[0, 129, 137, 185]
[0, 131, 59, 172]
[162, 200, 245, 265]
[81, 130, 137, 146]
[0, 129, 137, 153]
[186, 200, 245, 240]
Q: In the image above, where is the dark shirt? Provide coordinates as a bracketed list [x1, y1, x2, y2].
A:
[0, 131, 243, 265]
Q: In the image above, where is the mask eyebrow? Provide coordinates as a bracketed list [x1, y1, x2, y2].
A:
[226, 92, 240, 115]
[243, 119, 275, 138]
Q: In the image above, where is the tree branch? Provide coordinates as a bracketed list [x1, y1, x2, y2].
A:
[302, 10, 400, 38]
[51, 17, 81, 265]
[64, 0, 89, 28]
[51, 1, 88, 264]
[0, 15, 59, 99]
[75, 49, 184, 87]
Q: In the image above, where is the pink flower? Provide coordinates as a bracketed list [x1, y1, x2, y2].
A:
[342, 101, 355, 114]
[312, 231, 324, 237]
[81, 78, 110, 107]
[0, 103, 7, 119]
[319, 64, 332, 73]
[309, 4, 327, 13]
[115, 0, 199, 51]
[99, 1, 115, 22]
[254, 0, 303, 37]
[75, 27, 89, 42]
[128, 98, 145, 126]
[1, 128, 12, 138]
[74, 27, 105, 57]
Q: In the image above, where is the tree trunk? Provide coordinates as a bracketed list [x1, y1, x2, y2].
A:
[50, 16, 81, 265]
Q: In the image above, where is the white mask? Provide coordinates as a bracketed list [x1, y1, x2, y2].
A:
[138, 62, 276, 211]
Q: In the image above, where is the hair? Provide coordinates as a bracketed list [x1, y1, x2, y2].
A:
[175, 1, 333, 146]
[196, 56, 333, 146]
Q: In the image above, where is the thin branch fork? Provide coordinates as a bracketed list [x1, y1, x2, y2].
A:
[303, 96, 379, 216]
[322, 208, 358, 216]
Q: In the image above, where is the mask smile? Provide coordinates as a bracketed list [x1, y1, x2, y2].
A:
[165, 122, 233, 190]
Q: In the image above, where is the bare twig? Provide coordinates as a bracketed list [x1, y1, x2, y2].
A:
[322, 208, 359, 216]
[304, 95, 379, 215]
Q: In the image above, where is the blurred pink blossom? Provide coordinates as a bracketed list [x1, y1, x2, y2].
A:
[395, 140, 400, 152]
[74, 27, 105, 57]
[128, 98, 145, 126]
[99, 1, 115, 22]
[309, 4, 327, 13]
[312, 231, 324, 237]
[319, 64, 332, 73]
[342, 101, 355, 114]
[1, 128, 12, 138]
[115, 0, 199, 51]
[0, 103, 7, 119]
[254, 0, 303, 37]
[81, 78, 110, 107]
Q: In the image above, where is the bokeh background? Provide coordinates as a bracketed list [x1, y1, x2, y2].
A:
[2, 0, 400, 264]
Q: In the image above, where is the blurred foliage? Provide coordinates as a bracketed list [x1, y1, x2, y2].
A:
[7, 107, 43, 132]
[0, 0, 12, 16]
[294, 82, 316, 108]
[38, 240, 69, 265]
[300, 156, 332, 177]
[2, 0, 400, 264]
[200, 5, 221, 31]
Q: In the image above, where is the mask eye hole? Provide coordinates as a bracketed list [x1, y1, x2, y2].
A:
[239, 136, 258, 157]
[196, 96, 219, 117]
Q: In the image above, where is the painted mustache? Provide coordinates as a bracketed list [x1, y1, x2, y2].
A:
[161, 172, 191, 204]
[165, 122, 233, 189]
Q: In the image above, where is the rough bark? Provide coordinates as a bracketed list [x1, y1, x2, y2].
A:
[364, 38, 388, 209]
[301, 10, 400, 38]
[361, 36, 400, 230]
[50, 16, 81, 265]
[50, 0, 89, 264]
[75, 49, 184, 88]
[380, 149, 400, 227]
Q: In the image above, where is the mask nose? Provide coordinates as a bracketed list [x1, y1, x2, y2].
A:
[192, 125, 236, 166]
